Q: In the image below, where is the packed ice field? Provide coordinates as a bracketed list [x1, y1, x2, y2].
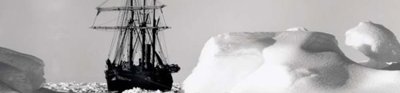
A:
[41, 82, 182, 93]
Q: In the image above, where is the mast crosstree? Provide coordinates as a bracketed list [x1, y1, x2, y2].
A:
[96, 5, 166, 11]
[91, 0, 180, 92]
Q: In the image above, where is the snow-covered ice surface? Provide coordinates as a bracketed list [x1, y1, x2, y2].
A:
[41, 82, 108, 93]
[184, 31, 400, 93]
[345, 21, 400, 69]
[122, 84, 181, 93]
[286, 27, 309, 31]
[39, 82, 181, 93]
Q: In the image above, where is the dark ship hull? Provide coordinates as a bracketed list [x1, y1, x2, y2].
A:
[105, 68, 173, 92]
[105, 60, 179, 92]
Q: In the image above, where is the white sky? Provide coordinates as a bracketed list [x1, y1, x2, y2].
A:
[0, 0, 400, 83]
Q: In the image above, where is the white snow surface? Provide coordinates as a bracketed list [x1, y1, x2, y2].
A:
[184, 31, 400, 93]
[286, 27, 309, 31]
[345, 21, 400, 68]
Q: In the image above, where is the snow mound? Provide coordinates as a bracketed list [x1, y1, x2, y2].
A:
[184, 31, 400, 93]
[345, 21, 400, 69]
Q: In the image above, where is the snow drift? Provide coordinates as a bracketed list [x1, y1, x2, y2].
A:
[184, 30, 400, 93]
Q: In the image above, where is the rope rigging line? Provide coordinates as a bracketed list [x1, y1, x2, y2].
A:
[114, 31, 124, 63]
[91, 15, 99, 27]
[107, 6, 125, 59]
[94, 0, 110, 16]
[131, 30, 140, 63]
[158, 32, 169, 63]
[107, 29, 118, 58]
[122, 29, 131, 62]
[102, 0, 172, 65]
[160, 8, 168, 26]
[113, 21, 123, 61]
[118, 0, 135, 62]
[97, 0, 110, 7]
[114, 6, 130, 63]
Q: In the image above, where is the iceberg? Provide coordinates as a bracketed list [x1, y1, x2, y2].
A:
[0, 47, 45, 93]
[184, 31, 400, 93]
[346, 21, 400, 69]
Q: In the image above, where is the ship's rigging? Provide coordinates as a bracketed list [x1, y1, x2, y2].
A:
[91, 0, 180, 92]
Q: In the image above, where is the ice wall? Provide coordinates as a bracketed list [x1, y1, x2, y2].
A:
[184, 31, 400, 93]
[183, 32, 277, 93]
[0, 47, 45, 93]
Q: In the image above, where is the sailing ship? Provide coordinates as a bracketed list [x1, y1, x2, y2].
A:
[91, 0, 180, 92]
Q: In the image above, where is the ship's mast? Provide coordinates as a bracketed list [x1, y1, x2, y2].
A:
[152, 0, 157, 65]
[141, 0, 147, 66]
[128, 0, 134, 64]
[92, 0, 169, 66]
[92, 0, 180, 91]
